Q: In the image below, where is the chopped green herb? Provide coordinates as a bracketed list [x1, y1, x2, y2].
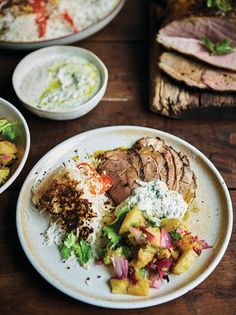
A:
[143, 211, 159, 227]
[0, 119, 17, 141]
[59, 244, 72, 260]
[201, 36, 234, 55]
[102, 225, 120, 248]
[73, 240, 93, 265]
[59, 232, 93, 265]
[64, 232, 77, 248]
[207, 0, 231, 12]
[139, 268, 148, 278]
[170, 231, 182, 240]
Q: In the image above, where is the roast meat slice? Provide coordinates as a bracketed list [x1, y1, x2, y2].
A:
[134, 137, 176, 190]
[97, 148, 144, 205]
[159, 52, 236, 91]
[97, 137, 197, 205]
[134, 137, 197, 202]
[157, 0, 236, 71]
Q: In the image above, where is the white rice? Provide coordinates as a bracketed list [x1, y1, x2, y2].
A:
[34, 159, 114, 250]
[0, 0, 120, 42]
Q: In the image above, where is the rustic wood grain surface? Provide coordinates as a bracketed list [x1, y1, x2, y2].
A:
[0, 1, 235, 314]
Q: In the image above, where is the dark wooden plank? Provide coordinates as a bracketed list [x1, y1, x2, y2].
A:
[87, 0, 149, 42]
[0, 190, 235, 314]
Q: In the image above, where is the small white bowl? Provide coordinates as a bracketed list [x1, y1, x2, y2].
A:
[12, 46, 108, 120]
[0, 98, 30, 194]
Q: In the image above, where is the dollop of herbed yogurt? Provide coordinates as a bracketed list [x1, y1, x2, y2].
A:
[117, 180, 188, 226]
[20, 57, 101, 111]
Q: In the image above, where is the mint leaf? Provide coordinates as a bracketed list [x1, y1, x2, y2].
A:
[207, 0, 214, 6]
[170, 231, 182, 240]
[206, 0, 231, 12]
[201, 36, 215, 53]
[215, 0, 231, 12]
[215, 39, 234, 54]
[201, 36, 234, 55]
[59, 244, 72, 260]
[73, 240, 93, 265]
[64, 232, 77, 248]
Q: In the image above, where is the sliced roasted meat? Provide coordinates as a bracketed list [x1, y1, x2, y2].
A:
[97, 137, 197, 205]
[134, 137, 197, 203]
[134, 137, 176, 190]
[159, 52, 236, 91]
[157, 0, 236, 71]
[97, 148, 144, 205]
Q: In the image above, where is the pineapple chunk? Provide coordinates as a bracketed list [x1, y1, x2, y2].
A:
[146, 226, 161, 247]
[161, 218, 187, 232]
[119, 207, 146, 235]
[157, 248, 171, 260]
[135, 245, 156, 269]
[110, 279, 129, 294]
[177, 234, 200, 252]
[172, 249, 198, 275]
[127, 279, 149, 296]
[0, 141, 17, 166]
[0, 167, 10, 185]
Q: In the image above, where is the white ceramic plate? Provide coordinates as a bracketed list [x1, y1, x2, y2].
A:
[0, 0, 125, 50]
[16, 126, 233, 308]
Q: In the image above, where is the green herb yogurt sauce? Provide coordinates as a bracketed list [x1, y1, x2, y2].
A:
[116, 180, 188, 226]
[20, 57, 101, 111]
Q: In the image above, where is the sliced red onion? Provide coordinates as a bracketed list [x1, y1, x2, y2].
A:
[1, 154, 11, 161]
[199, 239, 212, 249]
[139, 227, 155, 244]
[111, 256, 129, 279]
[193, 247, 202, 256]
[149, 274, 163, 289]
[161, 228, 172, 249]
[190, 235, 200, 244]
[176, 228, 184, 234]
[129, 227, 145, 244]
[157, 258, 172, 280]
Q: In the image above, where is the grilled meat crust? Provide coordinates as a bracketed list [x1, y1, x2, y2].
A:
[97, 137, 197, 205]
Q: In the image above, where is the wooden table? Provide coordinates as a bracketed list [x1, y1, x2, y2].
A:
[0, 1, 235, 314]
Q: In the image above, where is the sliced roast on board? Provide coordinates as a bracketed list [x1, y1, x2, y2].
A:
[97, 137, 197, 205]
[157, 0, 236, 71]
[159, 52, 236, 91]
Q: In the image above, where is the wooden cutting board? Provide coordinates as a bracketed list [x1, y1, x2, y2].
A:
[150, 2, 236, 119]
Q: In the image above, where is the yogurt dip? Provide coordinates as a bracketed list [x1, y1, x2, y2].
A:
[20, 56, 101, 111]
[116, 180, 188, 226]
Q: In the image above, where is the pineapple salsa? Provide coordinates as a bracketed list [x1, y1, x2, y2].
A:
[97, 180, 212, 296]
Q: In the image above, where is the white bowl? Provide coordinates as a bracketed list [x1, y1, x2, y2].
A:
[0, 98, 30, 194]
[12, 46, 108, 120]
[0, 0, 125, 50]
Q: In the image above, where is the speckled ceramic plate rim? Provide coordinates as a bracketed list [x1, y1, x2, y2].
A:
[16, 125, 233, 309]
[0, 0, 125, 50]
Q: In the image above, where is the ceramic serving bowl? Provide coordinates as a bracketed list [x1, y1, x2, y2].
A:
[0, 0, 125, 50]
[0, 98, 30, 194]
[12, 46, 108, 120]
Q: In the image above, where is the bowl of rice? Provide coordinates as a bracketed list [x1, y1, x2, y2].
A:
[0, 0, 125, 50]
